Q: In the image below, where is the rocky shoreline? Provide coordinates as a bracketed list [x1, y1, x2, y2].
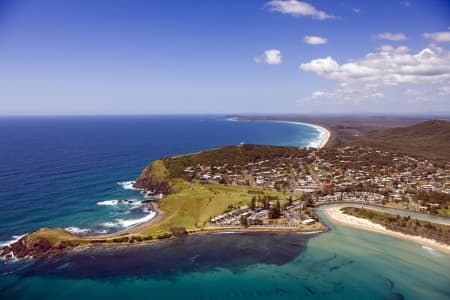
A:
[1, 224, 327, 260]
[0, 233, 75, 260]
[133, 176, 171, 194]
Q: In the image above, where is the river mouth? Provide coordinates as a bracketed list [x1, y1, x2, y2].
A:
[4, 232, 316, 281]
[315, 202, 450, 225]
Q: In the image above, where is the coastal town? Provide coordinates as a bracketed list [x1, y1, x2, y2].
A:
[183, 144, 450, 227]
[2, 130, 450, 261]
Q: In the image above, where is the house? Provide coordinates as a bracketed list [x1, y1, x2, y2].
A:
[302, 218, 315, 225]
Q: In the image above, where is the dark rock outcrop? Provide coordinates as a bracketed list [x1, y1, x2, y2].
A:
[133, 176, 171, 195]
[0, 236, 75, 260]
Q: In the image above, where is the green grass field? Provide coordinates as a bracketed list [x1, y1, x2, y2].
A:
[134, 179, 297, 237]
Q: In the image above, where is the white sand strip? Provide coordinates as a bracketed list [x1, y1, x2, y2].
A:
[324, 206, 450, 254]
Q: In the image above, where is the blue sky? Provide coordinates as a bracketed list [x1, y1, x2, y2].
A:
[0, 0, 449, 115]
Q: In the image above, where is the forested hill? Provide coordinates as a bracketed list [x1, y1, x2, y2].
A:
[365, 120, 450, 160]
[162, 144, 311, 179]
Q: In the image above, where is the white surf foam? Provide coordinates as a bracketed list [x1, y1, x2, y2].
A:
[421, 245, 442, 256]
[100, 222, 118, 228]
[117, 180, 140, 190]
[0, 234, 28, 247]
[117, 211, 156, 227]
[100, 211, 156, 229]
[97, 199, 141, 206]
[305, 125, 328, 148]
[97, 200, 120, 206]
[65, 227, 90, 234]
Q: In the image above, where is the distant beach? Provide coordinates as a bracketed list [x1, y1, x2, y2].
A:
[280, 121, 331, 148]
[227, 117, 331, 148]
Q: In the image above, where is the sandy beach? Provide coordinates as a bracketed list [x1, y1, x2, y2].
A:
[324, 206, 450, 254]
[228, 117, 331, 148]
[259, 119, 331, 148]
[287, 121, 331, 148]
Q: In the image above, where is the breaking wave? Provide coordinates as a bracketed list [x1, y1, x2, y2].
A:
[117, 181, 140, 190]
[96, 199, 141, 206]
[0, 234, 28, 247]
[65, 227, 90, 234]
[100, 211, 156, 229]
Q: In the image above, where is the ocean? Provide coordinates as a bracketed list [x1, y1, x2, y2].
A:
[0, 116, 449, 299]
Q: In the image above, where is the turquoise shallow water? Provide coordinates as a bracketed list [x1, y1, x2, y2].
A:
[1, 214, 449, 300]
[0, 116, 449, 299]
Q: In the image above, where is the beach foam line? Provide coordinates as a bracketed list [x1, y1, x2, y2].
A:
[100, 211, 157, 229]
[116, 211, 156, 227]
[421, 245, 443, 256]
[278, 121, 330, 148]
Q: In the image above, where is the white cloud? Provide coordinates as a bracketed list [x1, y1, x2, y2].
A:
[352, 8, 361, 13]
[400, 1, 412, 7]
[378, 45, 410, 54]
[438, 85, 450, 96]
[301, 56, 339, 74]
[311, 91, 326, 98]
[373, 32, 408, 41]
[265, 0, 335, 20]
[424, 31, 450, 43]
[300, 47, 450, 85]
[428, 43, 444, 54]
[371, 92, 385, 98]
[307, 86, 387, 103]
[300, 47, 450, 102]
[404, 88, 421, 96]
[254, 49, 282, 65]
[304, 35, 328, 45]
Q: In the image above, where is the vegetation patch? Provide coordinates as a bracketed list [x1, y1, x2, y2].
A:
[342, 207, 450, 245]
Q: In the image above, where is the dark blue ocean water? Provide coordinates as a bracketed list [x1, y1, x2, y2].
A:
[1, 116, 449, 300]
[0, 116, 319, 241]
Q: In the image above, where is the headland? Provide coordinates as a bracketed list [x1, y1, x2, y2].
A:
[2, 117, 450, 259]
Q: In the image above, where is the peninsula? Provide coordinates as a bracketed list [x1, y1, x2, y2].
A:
[2, 119, 450, 259]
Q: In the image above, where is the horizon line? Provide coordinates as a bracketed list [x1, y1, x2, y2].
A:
[0, 112, 450, 118]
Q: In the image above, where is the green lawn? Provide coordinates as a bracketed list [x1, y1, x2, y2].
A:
[133, 179, 295, 237]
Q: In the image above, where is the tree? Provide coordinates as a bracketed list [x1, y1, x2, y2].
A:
[288, 196, 293, 206]
[170, 227, 187, 237]
[304, 198, 314, 208]
[240, 215, 249, 227]
[263, 196, 270, 209]
[250, 196, 256, 211]
[269, 200, 281, 219]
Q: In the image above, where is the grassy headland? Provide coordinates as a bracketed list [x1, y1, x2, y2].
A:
[3, 118, 449, 259]
[1, 144, 324, 259]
